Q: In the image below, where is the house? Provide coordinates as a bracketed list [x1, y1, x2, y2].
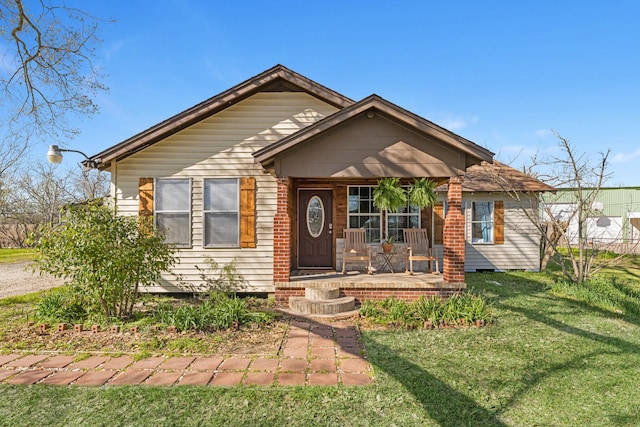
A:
[433, 161, 555, 272]
[88, 65, 553, 303]
[542, 187, 640, 253]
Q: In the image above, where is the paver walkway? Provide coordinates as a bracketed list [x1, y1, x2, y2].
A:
[0, 319, 373, 387]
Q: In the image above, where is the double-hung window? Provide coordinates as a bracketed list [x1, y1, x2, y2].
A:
[204, 178, 239, 247]
[348, 186, 381, 243]
[155, 178, 191, 247]
[471, 201, 494, 244]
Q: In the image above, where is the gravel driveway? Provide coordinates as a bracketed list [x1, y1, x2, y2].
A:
[0, 262, 64, 299]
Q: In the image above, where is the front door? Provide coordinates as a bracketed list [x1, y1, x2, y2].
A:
[298, 190, 333, 268]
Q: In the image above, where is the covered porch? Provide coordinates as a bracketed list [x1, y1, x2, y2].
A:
[253, 95, 493, 304]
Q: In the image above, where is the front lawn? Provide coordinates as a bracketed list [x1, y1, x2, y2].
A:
[1, 266, 640, 426]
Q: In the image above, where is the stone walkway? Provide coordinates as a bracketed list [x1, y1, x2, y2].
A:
[0, 320, 373, 387]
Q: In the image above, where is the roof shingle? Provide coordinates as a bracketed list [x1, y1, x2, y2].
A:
[436, 161, 555, 193]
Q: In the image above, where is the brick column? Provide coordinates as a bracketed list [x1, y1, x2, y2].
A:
[443, 176, 465, 284]
[273, 178, 291, 283]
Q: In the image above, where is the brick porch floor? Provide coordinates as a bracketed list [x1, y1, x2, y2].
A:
[0, 319, 372, 387]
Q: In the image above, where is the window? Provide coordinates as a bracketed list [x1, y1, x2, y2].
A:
[387, 197, 420, 242]
[348, 185, 420, 243]
[348, 186, 380, 243]
[471, 201, 494, 244]
[155, 179, 191, 247]
[204, 178, 239, 247]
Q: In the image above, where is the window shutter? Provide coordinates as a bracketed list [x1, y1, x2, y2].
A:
[240, 177, 256, 248]
[494, 200, 504, 244]
[139, 178, 154, 217]
[433, 203, 444, 245]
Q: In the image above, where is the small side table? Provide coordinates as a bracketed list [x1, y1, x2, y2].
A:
[377, 252, 397, 273]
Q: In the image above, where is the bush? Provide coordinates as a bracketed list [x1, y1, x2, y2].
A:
[29, 202, 176, 319]
[359, 291, 494, 328]
[154, 292, 273, 332]
[194, 258, 247, 296]
[35, 288, 88, 324]
[359, 300, 383, 318]
[413, 295, 442, 323]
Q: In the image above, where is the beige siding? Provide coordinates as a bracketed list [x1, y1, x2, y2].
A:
[434, 194, 541, 271]
[113, 92, 339, 292]
[277, 114, 465, 178]
[464, 195, 540, 271]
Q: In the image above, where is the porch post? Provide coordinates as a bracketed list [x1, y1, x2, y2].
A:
[273, 177, 291, 283]
[443, 176, 465, 284]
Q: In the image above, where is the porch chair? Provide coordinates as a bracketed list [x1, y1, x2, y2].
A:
[341, 229, 373, 274]
[403, 228, 439, 275]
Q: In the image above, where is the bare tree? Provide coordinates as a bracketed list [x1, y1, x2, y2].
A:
[0, 0, 107, 140]
[485, 132, 619, 283]
[0, 161, 110, 247]
[0, 162, 69, 246]
[70, 167, 110, 202]
[0, 0, 107, 188]
[20, 163, 75, 221]
[0, 0, 108, 242]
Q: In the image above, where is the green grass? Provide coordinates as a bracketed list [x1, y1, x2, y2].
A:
[0, 248, 34, 263]
[0, 292, 41, 307]
[1, 266, 640, 426]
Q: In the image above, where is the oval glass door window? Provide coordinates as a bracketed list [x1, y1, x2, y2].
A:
[306, 196, 324, 238]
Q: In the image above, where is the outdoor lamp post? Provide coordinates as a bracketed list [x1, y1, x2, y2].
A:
[47, 145, 101, 169]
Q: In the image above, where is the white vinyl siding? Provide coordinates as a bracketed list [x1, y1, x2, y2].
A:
[112, 92, 338, 292]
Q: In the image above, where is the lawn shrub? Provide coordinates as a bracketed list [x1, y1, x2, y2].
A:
[359, 299, 384, 318]
[35, 288, 88, 324]
[154, 292, 273, 332]
[413, 294, 442, 322]
[360, 291, 494, 328]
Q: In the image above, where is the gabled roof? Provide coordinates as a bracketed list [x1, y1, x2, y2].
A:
[436, 161, 556, 193]
[89, 65, 354, 169]
[253, 94, 494, 167]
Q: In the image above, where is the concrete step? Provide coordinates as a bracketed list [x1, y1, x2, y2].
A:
[289, 296, 356, 316]
[305, 287, 340, 300]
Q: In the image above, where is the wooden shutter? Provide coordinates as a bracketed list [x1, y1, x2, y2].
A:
[494, 200, 504, 244]
[433, 203, 444, 245]
[240, 177, 256, 248]
[139, 178, 154, 217]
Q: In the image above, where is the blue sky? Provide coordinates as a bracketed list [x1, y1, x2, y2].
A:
[59, 0, 640, 186]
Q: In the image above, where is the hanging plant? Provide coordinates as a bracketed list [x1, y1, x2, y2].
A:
[408, 178, 438, 209]
[373, 177, 407, 213]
